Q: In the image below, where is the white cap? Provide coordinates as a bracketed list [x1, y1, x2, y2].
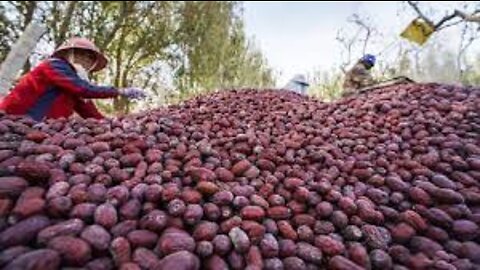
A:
[284, 74, 309, 95]
[291, 74, 309, 86]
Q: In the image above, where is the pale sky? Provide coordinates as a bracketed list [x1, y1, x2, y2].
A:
[243, 1, 479, 86]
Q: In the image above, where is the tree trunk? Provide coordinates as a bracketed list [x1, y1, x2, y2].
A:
[56, 1, 78, 46]
[20, 1, 37, 74]
[112, 24, 128, 115]
[0, 22, 45, 95]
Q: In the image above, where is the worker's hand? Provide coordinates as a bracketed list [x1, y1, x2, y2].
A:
[119, 87, 147, 100]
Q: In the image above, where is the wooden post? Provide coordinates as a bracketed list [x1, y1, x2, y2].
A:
[0, 22, 46, 96]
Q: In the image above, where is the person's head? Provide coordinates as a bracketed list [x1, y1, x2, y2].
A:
[360, 54, 376, 70]
[288, 74, 309, 95]
[66, 49, 97, 72]
[292, 74, 309, 87]
[52, 37, 108, 73]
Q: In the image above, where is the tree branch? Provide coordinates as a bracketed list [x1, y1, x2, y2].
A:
[23, 1, 37, 29]
[434, 12, 458, 29]
[99, 2, 131, 50]
[407, 1, 434, 26]
[56, 1, 78, 46]
[437, 20, 464, 31]
[351, 15, 372, 54]
[408, 1, 480, 32]
[457, 21, 478, 81]
[142, 72, 153, 89]
[455, 9, 480, 23]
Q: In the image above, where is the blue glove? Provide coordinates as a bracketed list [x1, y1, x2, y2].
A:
[119, 87, 147, 100]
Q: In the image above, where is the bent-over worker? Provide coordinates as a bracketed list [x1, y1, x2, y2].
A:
[0, 37, 145, 121]
[342, 54, 376, 97]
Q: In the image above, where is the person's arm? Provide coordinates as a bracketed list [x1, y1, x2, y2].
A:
[73, 98, 105, 119]
[351, 65, 375, 85]
[42, 58, 119, 99]
[360, 72, 375, 86]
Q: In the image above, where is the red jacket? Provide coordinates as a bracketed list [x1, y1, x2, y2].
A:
[0, 58, 119, 121]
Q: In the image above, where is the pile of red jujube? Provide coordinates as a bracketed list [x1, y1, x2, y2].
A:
[0, 83, 479, 270]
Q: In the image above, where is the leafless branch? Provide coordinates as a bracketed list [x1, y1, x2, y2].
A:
[348, 14, 373, 55]
[435, 13, 459, 29]
[336, 14, 376, 73]
[408, 1, 480, 31]
[407, 1, 434, 26]
[457, 23, 478, 80]
[455, 9, 480, 23]
[437, 20, 464, 31]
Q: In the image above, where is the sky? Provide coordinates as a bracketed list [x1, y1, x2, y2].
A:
[243, 1, 479, 86]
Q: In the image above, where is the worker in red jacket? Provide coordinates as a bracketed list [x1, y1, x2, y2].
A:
[0, 37, 145, 121]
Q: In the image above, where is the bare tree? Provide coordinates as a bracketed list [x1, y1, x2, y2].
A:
[336, 14, 377, 73]
[457, 23, 479, 81]
[407, 1, 459, 31]
[407, 1, 480, 31]
[454, 9, 480, 24]
[406, 1, 480, 81]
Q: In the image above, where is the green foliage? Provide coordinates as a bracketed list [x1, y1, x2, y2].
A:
[307, 70, 344, 102]
[172, 2, 273, 94]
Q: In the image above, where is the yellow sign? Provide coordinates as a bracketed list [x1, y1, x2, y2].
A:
[400, 18, 435, 46]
